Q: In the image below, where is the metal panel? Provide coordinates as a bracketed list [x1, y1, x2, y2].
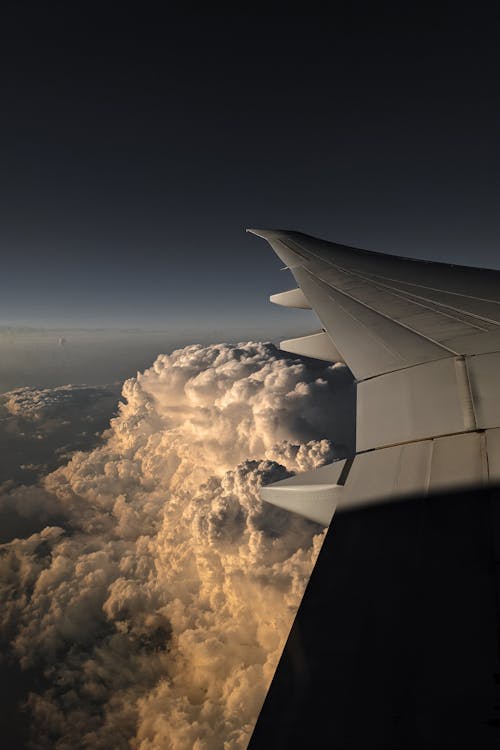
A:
[293, 266, 451, 380]
[337, 434, 484, 510]
[443, 330, 500, 356]
[485, 428, 500, 481]
[318, 267, 480, 340]
[429, 432, 485, 491]
[357, 358, 465, 452]
[467, 351, 500, 429]
[338, 441, 432, 511]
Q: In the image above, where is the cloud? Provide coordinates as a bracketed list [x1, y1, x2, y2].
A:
[3, 383, 117, 421]
[0, 342, 354, 749]
[0, 384, 120, 491]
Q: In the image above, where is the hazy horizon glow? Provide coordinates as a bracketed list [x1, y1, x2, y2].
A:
[0, 318, 323, 394]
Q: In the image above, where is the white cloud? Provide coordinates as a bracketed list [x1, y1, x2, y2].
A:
[0, 342, 353, 749]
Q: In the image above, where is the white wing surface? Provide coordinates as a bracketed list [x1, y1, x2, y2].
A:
[248, 229, 500, 524]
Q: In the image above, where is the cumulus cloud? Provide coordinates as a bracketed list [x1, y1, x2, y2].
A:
[0, 342, 354, 749]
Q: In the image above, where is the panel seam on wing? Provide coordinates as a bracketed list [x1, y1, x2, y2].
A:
[328, 264, 491, 333]
[302, 267, 460, 356]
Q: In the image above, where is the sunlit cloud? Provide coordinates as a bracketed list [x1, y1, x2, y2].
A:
[0, 342, 352, 748]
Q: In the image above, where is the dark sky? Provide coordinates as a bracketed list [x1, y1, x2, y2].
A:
[1, 9, 500, 330]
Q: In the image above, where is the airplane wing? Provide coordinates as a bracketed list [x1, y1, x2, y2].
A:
[247, 229, 500, 749]
[248, 228, 500, 379]
[247, 228, 500, 523]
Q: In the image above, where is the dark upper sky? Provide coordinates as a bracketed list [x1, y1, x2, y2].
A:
[1, 9, 500, 330]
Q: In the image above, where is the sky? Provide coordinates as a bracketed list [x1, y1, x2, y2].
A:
[1, 11, 500, 330]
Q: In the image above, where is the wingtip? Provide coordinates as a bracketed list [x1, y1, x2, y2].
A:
[246, 227, 283, 241]
[246, 227, 268, 238]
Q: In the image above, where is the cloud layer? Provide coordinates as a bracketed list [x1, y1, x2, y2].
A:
[0, 342, 354, 749]
[0, 384, 120, 488]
